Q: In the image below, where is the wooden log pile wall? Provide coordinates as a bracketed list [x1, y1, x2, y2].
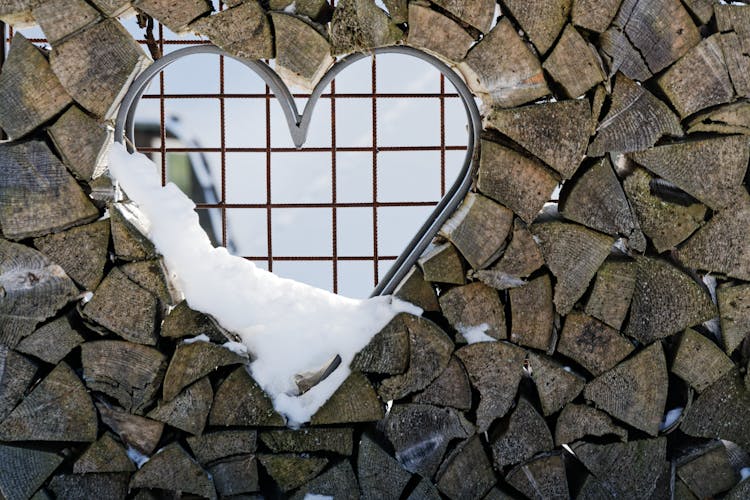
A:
[1, 0, 750, 498]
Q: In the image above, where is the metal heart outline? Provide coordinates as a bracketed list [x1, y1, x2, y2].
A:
[114, 45, 482, 297]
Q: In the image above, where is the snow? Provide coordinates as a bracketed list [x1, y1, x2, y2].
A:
[741, 467, 750, 480]
[458, 323, 496, 344]
[108, 143, 421, 426]
[126, 446, 150, 468]
[183, 334, 210, 344]
[659, 407, 683, 431]
[283, 1, 296, 13]
[222, 341, 249, 357]
[80, 291, 94, 303]
[303, 495, 333, 500]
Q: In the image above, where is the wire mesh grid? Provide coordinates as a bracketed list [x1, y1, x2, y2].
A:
[1, 4, 470, 297]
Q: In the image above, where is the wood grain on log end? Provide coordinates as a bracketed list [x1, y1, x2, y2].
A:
[209, 366, 285, 427]
[271, 13, 334, 91]
[311, 371, 384, 424]
[130, 443, 216, 499]
[189, 2, 274, 60]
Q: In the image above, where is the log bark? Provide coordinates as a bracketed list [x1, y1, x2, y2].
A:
[473, 218, 544, 290]
[672, 328, 734, 392]
[50, 19, 150, 119]
[48, 472, 130, 500]
[557, 312, 634, 376]
[209, 366, 285, 427]
[417, 242, 466, 285]
[130, 443, 216, 499]
[96, 403, 164, 455]
[81, 340, 167, 414]
[186, 430, 257, 466]
[0, 346, 37, 422]
[572, 0, 622, 32]
[501, 0, 570, 55]
[677, 441, 739, 499]
[0, 140, 99, 241]
[189, 2, 273, 60]
[393, 266, 440, 312]
[271, 13, 334, 91]
[509, 274, 555, 351]
[16, 315, 84, 365]
[505, 453, 569, 500]
[110, 202, 157, 262]
[439, 282, 506, 340]
[329, 0, 403, 55]
[407, 3, 475, 63]
[436, 435, 496, 499]
[584, 260, 636, 330]
[290, 460, 358, 500]
[527, 352, 586, 416]
[554, 403, 627, 445]
[486, 99, 592, 180]
[718, 283, 750, 355]
[439, 193, 513, 270]
[0, 34, 72, 139]
[74, 432, 135, 474]
[163, 339, 245, 401]
[0, 444, 63, 500]
[583, 342, 668, 435]
[260, 428, 353, 456]
[383, 403, 473, 478]
[147, 376, 213, 435]
[413, 356, 473, 411]
[352, 313, 410, 375]
[133, 0, 212, 34]
[357, 434, 412, 500]
[478, 139, 559, 224]
[531, 221, 614, 315]
[455, 341, 526, 430]
[543, 24, 605, 98]
[311, 371, 384, 424]
[0, 361, 97, 442]
[588, 75, 683, 156]
[270, 0, 332, 23]
[32, 0, 100, 45]
[490, 397, 554, 469]
[458, 18, 549, 108]
[209, 455, 260, 496]
[258, 454, 328, 492]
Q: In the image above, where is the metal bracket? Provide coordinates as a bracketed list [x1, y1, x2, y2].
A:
[114, 44, 482, 297]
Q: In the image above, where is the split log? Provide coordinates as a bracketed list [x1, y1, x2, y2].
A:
[716, 5, 750, 97]
[382, 0, 407, 24]
[482, 487, 517, 500]
[383, 403, 473, 477]
[329, 0, 403, 55]
[408, 478, 442, 500]
[458, 18, 549, 108]
[413, 356, 473, 411]
[133, 0, 212, 34]
[623, 168, 707, 253]
[683, 0, 715, 24]
[290, 460, 359, 500]
[209, 455, 259, 496]
[490, 397, 554, 469]
[120, 259, 176, 307]
[598, 28, 653, 81]
[96, 403, 164, 455]
[557, 312, 634, 376]
[583, 342, 668, 435]
[501, 0, 570, 55]
[572, 0, 622, 32]
[352, 313, 409, 375]
[0, 346, 37, 422]
[82, 268, 159, 345]
[531, 221, 614, 315]
[378, 316, 453, 401]
[271, 13, 333, 91]
[588, 75, 683, 157]
[147, 377, 213, 435]
[74, 433, 135, 474]
[49, 472, 130, 499]
[0, 444, 63, 500]
[209, 366, 285, 427]
[260, 428, 353, 456]
[572, 438, 667, 498]
[455, 341, 526, 430]
[677, 441, 739, 498]
[110, 203, 157, 262]
[0, 140, 99, 241]
[357, 434, 412, 500]
[439, 193, 513, 270]
[33, 0, 100, 45]
[406, 3, 475, 63]
[50, 19, 150, 119]
[687, 101, 750, 135]
[130, 443, 216, 500]
[718, 283, 750, 354]
[270, 0, 332, 23]
[417, 242, 466, 285]
[680, 371, 750, 450]
[679, 203, 750, 281]
[311, 371, 384, 424]
[436, 435, 496, 499]
[559, 158, 643, 250]
[0, 34, 72, 139]
[672, 328, 734, 392]
[584, 260, 636, 330]
[625, 256, 717, 343]
[0, 0, 35, 25]
[554, 403, 627, 445]
[187, 430, 257, 466]
[505, 453, 569, 500]
[258, 454, 328, 492]
[33, 220, 110, 291]
[527, 352, 586, 416]
[81, 340, 167, 414]
[628, 135, 750, 211]
[473, 218, 544, 290]
[163, 339, 245, 401]
[0, 361, 97, 442]
[509, 274, 554, 351]
[16, 316, 84, 364]
[393, 266, 440, 312]
[478, 139, 559, 224]
[726, 478, 750, 500]
[190, 2, 273, 61]
[658, 35, 734, 118]
[88, 0, 132, 17]
[161, 300, 228, 342]
[486, 99, 592, 180]
[543, 24, 605, 98]
[439, 282, 506, 340]
[612, 0, 701, 74]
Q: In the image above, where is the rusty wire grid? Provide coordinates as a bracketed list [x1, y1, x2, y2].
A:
[2, 6, 470, 297]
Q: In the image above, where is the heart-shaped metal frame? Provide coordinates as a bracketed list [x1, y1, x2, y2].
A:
[114, 45, 482, 297]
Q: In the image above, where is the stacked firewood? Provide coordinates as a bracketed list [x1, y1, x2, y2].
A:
[1, 0, 750, 498]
